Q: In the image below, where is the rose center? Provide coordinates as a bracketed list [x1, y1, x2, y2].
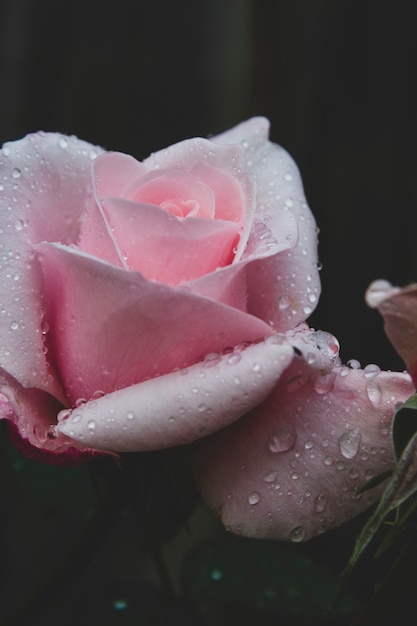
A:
[160, 198, 200, 218]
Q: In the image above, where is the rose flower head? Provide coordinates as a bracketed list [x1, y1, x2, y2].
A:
[0, 119, 413, 540]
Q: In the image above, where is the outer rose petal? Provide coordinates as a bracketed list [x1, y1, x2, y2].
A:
[36, 243, 275, 404]
[0, 368, 99, 461]
[194, 332, 414, 541]
[213, 117, 321, 331]
[55, 338, 294, 451]
[0, 133, 103, 397]
[366, 280, 417, 385]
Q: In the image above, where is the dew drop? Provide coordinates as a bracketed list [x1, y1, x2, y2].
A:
[379, 417, 390, 436]
[10, 321, 18, 331]
[248, 491, 261, 505]
[364, 363, 381, 378]
[366, 380, 383, 406]
[289, 526, 305, 542]
[263, 470, 278, 483]
[347, 359, 361, 370]
[87, 420, 96, 431]
[227, 353, 241, 365]
[338, 427, 361, 459]
[126, 411, 135, 420]
[314, 372, 335, 394]
[58, 137, 68, 149]
[323, 455, 333, 466]
[268, 427, 296, 453]
[204, 352, 221, 367]
[11, 168, 21, 179]
[314, 494, 327, 513]
[279, 295, 291, 310]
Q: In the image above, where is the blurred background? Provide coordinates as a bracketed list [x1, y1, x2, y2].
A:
[1, 1, 417, 624]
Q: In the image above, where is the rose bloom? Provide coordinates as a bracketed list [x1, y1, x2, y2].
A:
[0, 119, 413, 541]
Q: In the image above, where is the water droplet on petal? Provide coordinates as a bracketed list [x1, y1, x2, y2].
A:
[347, 359, 361, 370]
[279, 295, 291, 310]
[269, 427, 296, 453]
[314, 372, 335, 394]
[204, 353, 221, 367]
[263, 471, 278, 483]
[289, 526, 305, 542]
[364, 364, 381, 378]
[338, 427, 361, 459]
[379, 417, 390, 436]
[227, 353, 241, 365]
[11, 168, 21, 179]
[126, 411, 135, 420]
[87, 420, 96, 431]
[248, 491, 261, 505]
[314, 494, 327, 513]
[366, 380, 383, 406]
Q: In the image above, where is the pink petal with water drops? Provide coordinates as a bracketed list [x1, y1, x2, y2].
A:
[185, 201, 299, 311]
[55, 337, 294, 451]
[36, 243, 275, 405]
[98, 198, 239, 284]
[213, 117, 321, 331]
[0, 132, 103, 398]
[366, 280, 417, 386]
[194, 329, 414, 541]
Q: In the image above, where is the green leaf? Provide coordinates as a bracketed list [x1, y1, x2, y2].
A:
[393, 392, 417, 459]
[342, 428, 417, 581]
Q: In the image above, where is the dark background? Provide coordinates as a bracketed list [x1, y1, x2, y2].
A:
[1, 1, 417, 624]
[2, 0, 417, 369]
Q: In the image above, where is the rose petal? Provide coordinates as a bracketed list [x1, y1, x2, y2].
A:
[366, 280, 417, 385]
[194, 332, 414, 541]
[213, 117, 321, 331]
[98, 198, 240, 284]
[36, 243, 275, 404]
[55, 337, 294, 451]
[0, 133, 103, 397]
[93, 151, 146, 198]
[184, 204, 299, 312]
[0, 367, 93, 459]
[77, 199, 125, 268]
[142, 137, 256, 259]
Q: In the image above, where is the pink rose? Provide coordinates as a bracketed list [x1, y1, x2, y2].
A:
[0, 119, 413, 539]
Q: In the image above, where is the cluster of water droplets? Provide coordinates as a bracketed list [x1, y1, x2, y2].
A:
[1, 132, 103, 393]
[231, 347, 397, 541]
